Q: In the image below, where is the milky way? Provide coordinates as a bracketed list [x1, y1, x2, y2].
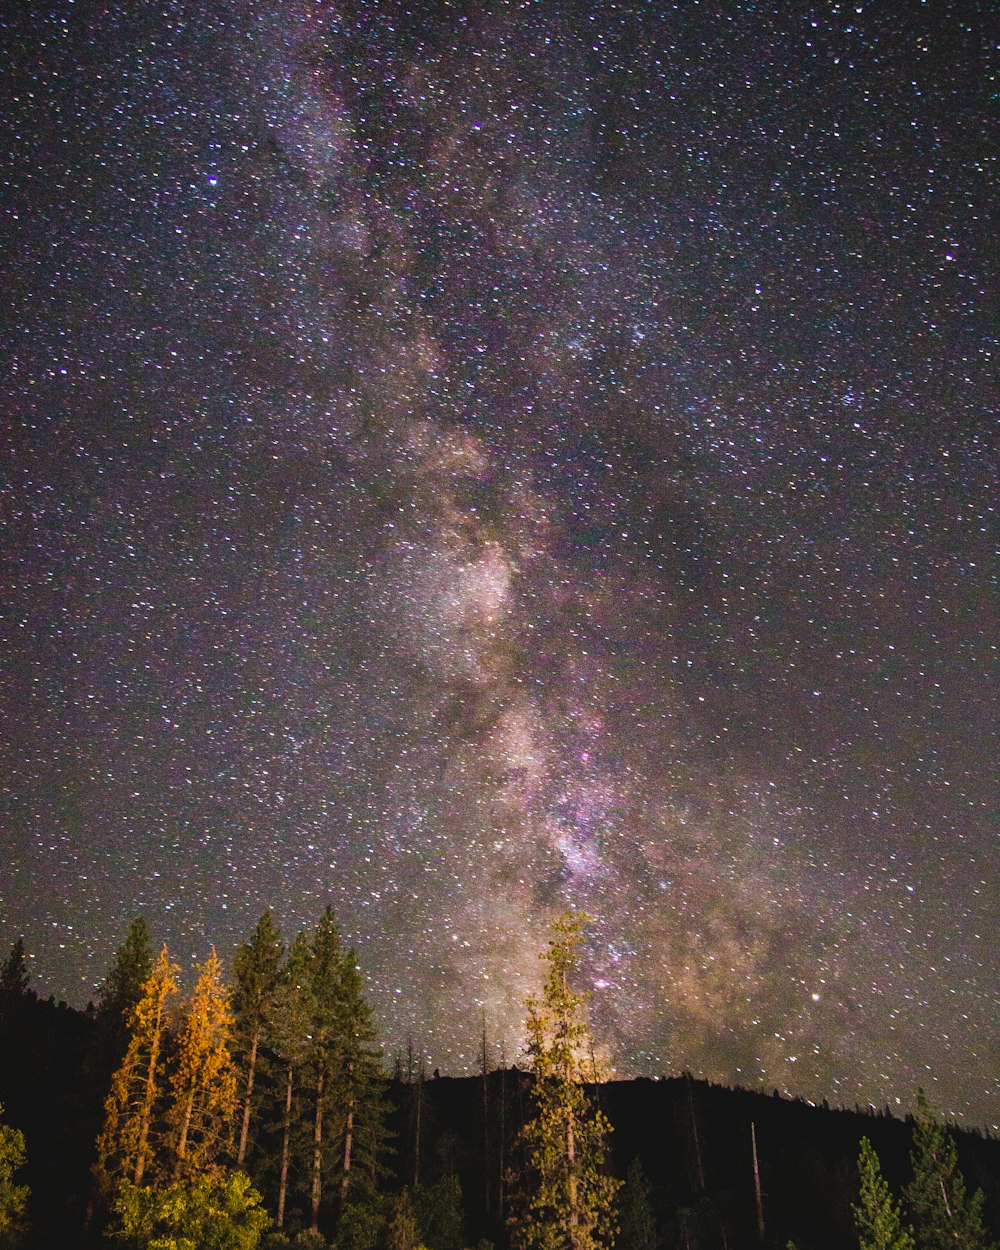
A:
[2, 1, 996, 1125]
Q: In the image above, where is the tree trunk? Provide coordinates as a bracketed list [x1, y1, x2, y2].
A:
[174, 1087, 195, 1178]
[340, 1097, 354, 1209]
[277, 1066, 293, 1228]
[413, 1073, 421, 1188]
[237, 1024, 260, 1166]
[311, 1068, 325, 1233]
[567, 1110, 578, 1249]
[688, 1076, 705, 1190]
[751, 1120, 765, 1242]
[133, 999, 164, 1185]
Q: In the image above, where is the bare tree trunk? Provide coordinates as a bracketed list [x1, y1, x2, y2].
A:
[311, 1069, 325, 1233]
[133, 999, 165, 1185]
[340, 1095, 354, 1210]
[174, 1088, 195, 1177]
[498, 1049, 507, 1221]
[481, 1014, 491, 1220]
[413, 1068, 422, 1188]
[237, 1024, 260, 1166]
[687, 1075, 705, 1190]
[751, 1120, 765, 1242]
[567, 1111, 578, 1249]
[277, 1067, 293, 1228]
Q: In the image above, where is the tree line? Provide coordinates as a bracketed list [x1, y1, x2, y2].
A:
[0, 913, 996, 1250]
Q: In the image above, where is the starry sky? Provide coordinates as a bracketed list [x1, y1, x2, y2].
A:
[2, 1, 996, 1125]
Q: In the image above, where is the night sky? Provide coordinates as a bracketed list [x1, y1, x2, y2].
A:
[2, 1, 996, 1126]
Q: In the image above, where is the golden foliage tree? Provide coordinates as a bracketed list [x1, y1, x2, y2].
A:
[165, 948, 238, 1181]
[95, 945, 179, 1190]
[513, 912, 620, 1250]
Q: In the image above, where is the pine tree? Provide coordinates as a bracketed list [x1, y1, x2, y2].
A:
[0, 941, 29, 1008]
[331, 949, 390, 1209]
[853, 1136, 914, 1250]
[904, 1092, 995, 1250]
[94, 918, 153, 1060]
[619, 1157, 657, 1250]
[232, 912, 284, 1167]
[96, 945, 179, 1190]
[0, 1102, 29, 1250]
[512, 912, 620, 1250]
[165, 948, 238, 1181]
[267, 928, 314, 1230]
[305, 906, 346, 1233]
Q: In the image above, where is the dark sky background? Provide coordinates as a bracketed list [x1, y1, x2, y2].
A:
[2, 1, 996, 1126]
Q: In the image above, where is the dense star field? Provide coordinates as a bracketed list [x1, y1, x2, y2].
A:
[2, 2, 996, 1124]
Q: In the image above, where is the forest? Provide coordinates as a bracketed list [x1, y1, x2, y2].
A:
[0, 911, 996, 1250]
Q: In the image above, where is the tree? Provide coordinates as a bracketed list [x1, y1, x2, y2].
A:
[267, 929, 314, 1230]
[512, 912, 620, 1250]
[618, 1158, 657, 1250]
[232, 914, 284, 1168]
[0, 1103, 29, 1249]
[330, 949, 390, 1210]
[853, 1136, 914, 1250]
[904, 1092, 995, 1250]
[95, 917, 153, 1064]
[96, 945, 179, 1190]
[0, 941, 29, 1009]
[113, 1171, 270, 1250]
[166, 949, 238, 1181]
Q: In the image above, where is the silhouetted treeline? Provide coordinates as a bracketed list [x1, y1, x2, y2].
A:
[1, 936, 997, 1249]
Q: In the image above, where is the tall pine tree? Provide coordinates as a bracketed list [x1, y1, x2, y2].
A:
[512, 912, 620, 1250]
[904, 1092, 995, 1250]
[232, 912, 283, 1167]
[94, 918, 153, 1065]
[853, 1136, 914, 1250]
[165, 949, 238, 1182]
[95, 945, 179, 1191]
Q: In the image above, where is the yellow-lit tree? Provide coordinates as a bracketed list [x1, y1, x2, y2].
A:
[95, 945, 179, 1191]
[165, 948, 238, 1181]
[513, 912, 620, 1250]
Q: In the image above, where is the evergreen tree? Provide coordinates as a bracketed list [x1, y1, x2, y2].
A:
[853, 1136, 914, 1250]
[233, 913, 284, 1166]
[618, 1157, 657, 1250]
[0, 1103, 29, 1250]
[94, 917, 153, 1064]
[267, 928, 314, 1230]
[904, 1092, 995, 1250]
[95, 945, 179, 1191]
[512, 912, 620, 1250]
[0, 941, 29, 1009]
[331, 950, 390, 1209]
[165, 949, 238, 1182]
[304, 907, 346, 1233]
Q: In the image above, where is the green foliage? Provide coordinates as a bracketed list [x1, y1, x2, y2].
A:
[513, 912, 621, 1250]
[413, 1175, 465, 1250]
[904, 1092, 995, 1250]
[853, 1137, 914, 1250]
[335, 1192, 394, 1250]
[111, 1171, 270, 1250]
[618, 1158, 656, 1250]
[0, 1103, 29, 1249]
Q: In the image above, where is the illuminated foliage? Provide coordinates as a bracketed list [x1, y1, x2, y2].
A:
[513, 912, 620, 1250]
[96, 946, 180, 1190]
